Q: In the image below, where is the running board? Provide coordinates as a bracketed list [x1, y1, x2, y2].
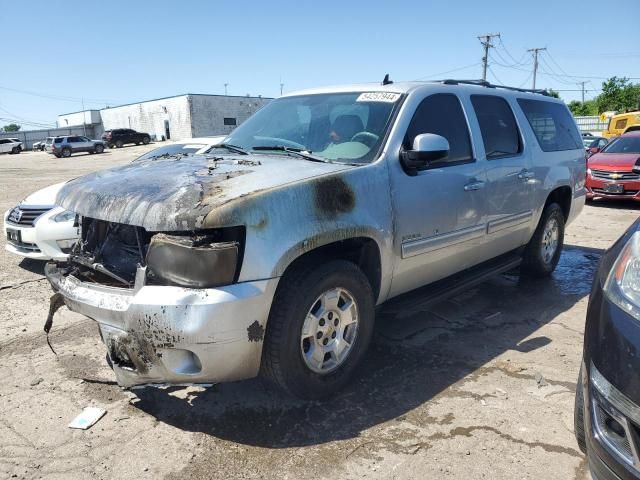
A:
[382, 251, 523, 313]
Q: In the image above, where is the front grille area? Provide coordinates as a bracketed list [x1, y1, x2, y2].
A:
[6, 206, 52, 226]
[592, 188, 639, 196]
[6, 239, 41, 253]
[591, 169, 640, 181]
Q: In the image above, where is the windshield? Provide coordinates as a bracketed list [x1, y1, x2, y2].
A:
[222, 92, 402, 164]
[602, 136, 640, 154]
[135, 144, 205, 161]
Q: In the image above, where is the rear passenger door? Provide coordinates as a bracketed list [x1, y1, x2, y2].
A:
[389, 92, 488, 297]
[470, 95, 533, 254]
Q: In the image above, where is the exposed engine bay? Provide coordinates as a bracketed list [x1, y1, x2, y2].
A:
[65, 217, 244, 288]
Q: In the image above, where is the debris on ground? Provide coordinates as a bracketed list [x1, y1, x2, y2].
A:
[534, 372, 548, 388]
[29, 377, 43, 386]
[68, 407, 107, 430]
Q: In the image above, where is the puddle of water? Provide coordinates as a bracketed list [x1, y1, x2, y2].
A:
[551, 247, 600, 296]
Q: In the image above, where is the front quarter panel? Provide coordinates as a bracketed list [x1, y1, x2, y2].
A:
[202, 162, 394, 303]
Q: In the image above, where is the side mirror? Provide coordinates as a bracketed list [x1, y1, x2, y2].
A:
[401, 134, 450, 174]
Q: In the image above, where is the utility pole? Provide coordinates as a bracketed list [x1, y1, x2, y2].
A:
[477, 33, 500, 82]
[224, 83, 228, 96]
[81, 97, 87, 137]
[579, 81, 586, 103]
[280, 82, 284, 96]
[527, 47, 546, 89]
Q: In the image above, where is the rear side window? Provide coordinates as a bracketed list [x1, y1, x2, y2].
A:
[471, 95, 522, 159]
[404, 93, 473, 164]
[54, 138, 63, 143]
[517, 99, 582, 152]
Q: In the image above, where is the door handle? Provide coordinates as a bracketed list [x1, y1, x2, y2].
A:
[464, 181, 485, 191]
[518, 170, 535, 180]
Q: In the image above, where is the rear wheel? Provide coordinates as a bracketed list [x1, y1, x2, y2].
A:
[61, 147, 71, 158]
[575, 368, 587, 453]
[261, 260, 375, 399]
[522, 203, 565, 277]
[115, 140, 123, 148]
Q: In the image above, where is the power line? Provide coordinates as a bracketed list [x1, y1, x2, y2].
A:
[0, 85, 121, 105]
[497, 37, 530, 66]
[412, 62, 483, 81]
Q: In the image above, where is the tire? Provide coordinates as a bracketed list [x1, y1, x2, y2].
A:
[61, 147, 72, 158]
[575, 368, 587, 453]
[95, 144, 104, 154]
[115, 140, 123, 148]
[54, 154, 61, 158]
[11, 147, 19, 154]
[521, 202, 565, 277]
[261, 259, 375, 400]
[142, 136, 150, 145]
[108, 143, 115, 149]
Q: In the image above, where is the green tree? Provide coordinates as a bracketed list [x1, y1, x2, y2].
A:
[2, 123, 21, 132]
[568, 100, 598, 116]
[547, 89, 560, 98]
[596, 77, 640, 113]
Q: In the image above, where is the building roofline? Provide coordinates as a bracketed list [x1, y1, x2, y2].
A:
[98, 93, 273, 112]
[57, 108, 101, 117]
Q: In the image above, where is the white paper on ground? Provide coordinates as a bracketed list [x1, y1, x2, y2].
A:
[68, 407, 107, 430]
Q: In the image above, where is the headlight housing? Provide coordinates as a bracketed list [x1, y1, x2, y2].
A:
[53, 210, 75, 223]
[604, 231, 640, 320]
[145, 228, 244, 288]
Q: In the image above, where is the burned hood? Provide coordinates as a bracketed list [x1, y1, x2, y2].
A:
[56, 154, 355, 231]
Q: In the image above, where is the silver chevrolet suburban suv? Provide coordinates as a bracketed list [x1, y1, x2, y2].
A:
[45, 80, 586, 399]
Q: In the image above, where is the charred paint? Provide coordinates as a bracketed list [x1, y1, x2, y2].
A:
[247, 320, 265, 342]
[313, 177, 356, 219]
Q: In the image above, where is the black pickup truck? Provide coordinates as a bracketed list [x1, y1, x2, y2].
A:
[102, 129, 151, 148]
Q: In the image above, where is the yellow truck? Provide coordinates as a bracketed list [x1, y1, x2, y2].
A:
[601, 110, 640, 138]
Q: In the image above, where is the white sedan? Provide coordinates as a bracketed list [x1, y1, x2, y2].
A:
[3, 137, 225, 261]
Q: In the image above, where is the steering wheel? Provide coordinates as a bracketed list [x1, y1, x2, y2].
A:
[350, 131, 379, 148]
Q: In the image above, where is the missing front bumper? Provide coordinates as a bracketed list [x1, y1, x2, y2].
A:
[45, 262, 279, 388]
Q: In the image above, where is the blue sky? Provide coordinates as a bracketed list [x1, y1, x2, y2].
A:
[2, 0, 639, 128]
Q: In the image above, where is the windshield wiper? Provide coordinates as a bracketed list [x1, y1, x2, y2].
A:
[211, 143, 248, 155]
[252, 145, 330, 163]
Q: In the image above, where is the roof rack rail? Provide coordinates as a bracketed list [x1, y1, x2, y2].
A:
[437, 79, 550, 96]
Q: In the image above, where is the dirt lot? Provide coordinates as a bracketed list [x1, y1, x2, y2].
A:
[1, 148, 638, 479]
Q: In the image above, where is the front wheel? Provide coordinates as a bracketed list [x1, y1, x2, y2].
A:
[261, 260, 375, 399]
[142, 136, 150, 145]
[11, 147, 20, 154]
[95, 144, 104, 154]
[521, 202, 565, 277]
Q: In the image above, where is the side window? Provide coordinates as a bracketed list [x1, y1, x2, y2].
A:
[404, 93, 473, 164]
[471, 95, 522, 159]
[517, 99, 582, 152]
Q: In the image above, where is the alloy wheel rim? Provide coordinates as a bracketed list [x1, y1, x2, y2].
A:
[300, 287, 359, 374]
[541, 217, 559, 264]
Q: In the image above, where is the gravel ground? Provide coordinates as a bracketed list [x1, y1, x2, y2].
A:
[1, 148, 638, 479]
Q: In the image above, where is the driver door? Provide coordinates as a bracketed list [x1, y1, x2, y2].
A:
[388, 92, 488, 297]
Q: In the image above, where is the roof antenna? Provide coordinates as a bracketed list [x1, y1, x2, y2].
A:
[382, 74, 393, 86]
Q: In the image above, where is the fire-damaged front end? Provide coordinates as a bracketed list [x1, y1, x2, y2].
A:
[46, 215, 278, 387]
[43, 148, 392, 389]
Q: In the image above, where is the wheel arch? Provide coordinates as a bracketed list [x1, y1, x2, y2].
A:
[276, 236, 383, 303]
[545, 185, 572, 221]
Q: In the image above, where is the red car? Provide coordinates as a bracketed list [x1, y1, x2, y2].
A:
[586, 132, 640, 201]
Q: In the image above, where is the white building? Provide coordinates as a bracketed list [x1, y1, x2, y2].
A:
[56, 94, 272, 142]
